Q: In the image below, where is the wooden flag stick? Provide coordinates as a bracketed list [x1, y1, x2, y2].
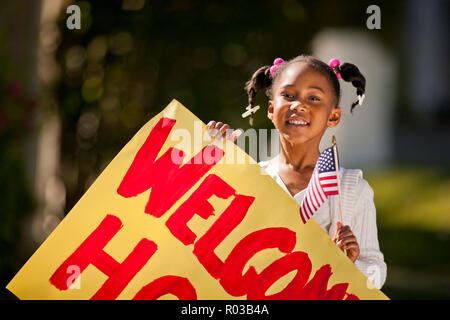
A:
[332, 135, 344, 224]
[332, 135, 346, 255]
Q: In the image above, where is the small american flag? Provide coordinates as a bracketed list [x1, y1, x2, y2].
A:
[299, 146, 339, 224]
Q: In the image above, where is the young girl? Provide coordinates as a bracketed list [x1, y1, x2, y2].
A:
[207, 55, 387, 289]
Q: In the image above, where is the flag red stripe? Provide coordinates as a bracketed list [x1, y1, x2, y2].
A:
[303, 204, 310, 221]
[308, 186, 317, 211]
[311, 183, 321, 210]
[305, 197, 314, 219]
[300, 207, 307, 224]
[302, 198, 310, 219]
[311, 173, 321, 209]
[318, 171, 337, 178]
[314, 170, 326, 202]
[319, 175, 337, 181]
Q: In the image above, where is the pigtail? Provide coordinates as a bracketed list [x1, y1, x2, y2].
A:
[245, 65, 272, 106]
[243, 66, 272, 125]
[339, 63, 366, 112]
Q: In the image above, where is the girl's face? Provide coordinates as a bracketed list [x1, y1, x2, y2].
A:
[268, 62, 341, 145]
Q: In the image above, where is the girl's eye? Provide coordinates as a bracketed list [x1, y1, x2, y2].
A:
[282, 93, 295, 99]
[309, 96, 321, 102]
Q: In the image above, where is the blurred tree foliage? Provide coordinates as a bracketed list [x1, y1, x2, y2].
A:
[0, 28, 37, 297]
[0, 0, 43, 297]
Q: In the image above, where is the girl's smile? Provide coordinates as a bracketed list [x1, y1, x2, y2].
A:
[286, 116, 310, 126]
[285, 103, 310, 127]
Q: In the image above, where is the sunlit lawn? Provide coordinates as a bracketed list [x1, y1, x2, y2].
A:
[366, 166, 450, 299]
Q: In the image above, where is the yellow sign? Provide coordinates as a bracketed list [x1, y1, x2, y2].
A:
[7, 99, 388, 300]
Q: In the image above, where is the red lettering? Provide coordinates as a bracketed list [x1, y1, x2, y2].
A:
[297, 265, 358, 300]
[324, 283, 349, 300]
[193, 192, 255, 279]
[219, 228, 297, 297]
[295, 264, 332, 300]
[217, 226, 359, 300]
[294, 264, 356, 300]
[49, 214, 157, 300]
[166, 174, 235, 245]
[345, 293, 360, 300]
[246, 251, 312, 300]
[117, 117, 224, 217]
[246, 258, 358, 300]
[133, 275, 197, 300]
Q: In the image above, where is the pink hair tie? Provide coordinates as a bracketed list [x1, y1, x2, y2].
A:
[269, 57, 284, 75]
[328, 58, 342, 79]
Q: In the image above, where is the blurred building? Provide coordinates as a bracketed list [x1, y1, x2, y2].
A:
[313, 29, 396, 169]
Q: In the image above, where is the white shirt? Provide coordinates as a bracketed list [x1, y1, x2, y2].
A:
[259, 160, 387, 289]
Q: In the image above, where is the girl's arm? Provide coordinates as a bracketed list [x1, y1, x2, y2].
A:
[352, 179, 387, 289]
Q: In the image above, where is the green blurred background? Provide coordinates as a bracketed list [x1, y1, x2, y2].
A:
[1, 0, 449, 299]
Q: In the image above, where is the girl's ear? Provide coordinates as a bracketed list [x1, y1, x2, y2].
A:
[327, 107, 341, 127]
[267, 100, 274, 121]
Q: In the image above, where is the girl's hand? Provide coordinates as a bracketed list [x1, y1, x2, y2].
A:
[333, 222, 360, 263]
[206, 120, 243, 142]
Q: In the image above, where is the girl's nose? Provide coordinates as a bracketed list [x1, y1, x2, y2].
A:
[290, 101, 306, 112]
